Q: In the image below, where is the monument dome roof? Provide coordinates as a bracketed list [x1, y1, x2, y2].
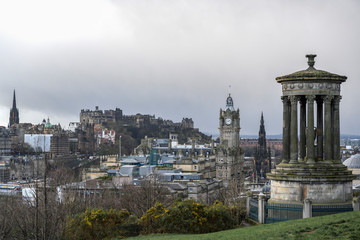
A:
[343, 154, 360, 169]
[276, 54, 347, 83]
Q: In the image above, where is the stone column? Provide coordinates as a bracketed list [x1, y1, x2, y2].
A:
[299, 97, 306, 162]
[258, 193, 265, 224]
[316, 97, 323, 161]
[303, 198, 312, 218]
[333, 96, 341, 163]
[324, 95, 333, 162]
[353, 197, 360, 211]
[289, 96, 298, 164]
[306, 95, 315, 164]
[281, 96, 290, 163]
[246, 191, 252, 217]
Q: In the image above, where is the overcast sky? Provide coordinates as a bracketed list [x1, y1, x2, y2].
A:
[0, 0, 359, 136]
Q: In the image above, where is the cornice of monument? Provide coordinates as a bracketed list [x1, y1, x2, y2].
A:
[276, 54, 347, 83]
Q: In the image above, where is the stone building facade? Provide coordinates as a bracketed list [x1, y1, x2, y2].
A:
[80, 106, 122, 125]
[173, 155, 216, 179]
[77, 124, 95, 154]
[240, 138, 282, 156]
[50, 132, 70, 156]
[180, 118, 194, 129]
[0, 127, 12, 155]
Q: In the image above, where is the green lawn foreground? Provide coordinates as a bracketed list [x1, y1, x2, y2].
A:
[127, 211, 360, 240]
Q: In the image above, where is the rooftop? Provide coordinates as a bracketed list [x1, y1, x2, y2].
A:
[343, 154, 360, 169]
[276, 54, 347, 83]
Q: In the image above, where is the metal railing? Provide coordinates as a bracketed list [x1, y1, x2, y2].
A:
[312, 204, 353, 217]
[265, 202, 303, 223]
[249, 198, 258, 222]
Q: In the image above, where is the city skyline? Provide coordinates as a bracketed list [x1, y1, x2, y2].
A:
[1, 0, 360, 135]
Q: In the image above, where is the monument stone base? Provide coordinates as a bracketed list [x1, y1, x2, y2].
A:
[268, 162, 355, 204]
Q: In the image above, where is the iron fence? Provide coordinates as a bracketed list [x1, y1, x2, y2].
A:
[312, 204, 353, 217]
[249, 198, 258, 222]
[265, 202, 303, 223]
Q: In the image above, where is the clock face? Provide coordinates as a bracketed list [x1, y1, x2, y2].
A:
[225, 118, 232, 125]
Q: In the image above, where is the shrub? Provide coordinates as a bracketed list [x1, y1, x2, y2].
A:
[140, 199, 238, 234]
[65, 208, 140, 240]
[229, 204, 247, 225]
[139, 202, 166, 234]
[206, 201, 237, 232]
[162, 199, 208, 234]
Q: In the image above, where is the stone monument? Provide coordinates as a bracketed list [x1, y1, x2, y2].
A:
[268, 54, 355, 205]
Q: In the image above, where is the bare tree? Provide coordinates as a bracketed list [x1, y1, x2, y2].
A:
[119, 177, 174, 217]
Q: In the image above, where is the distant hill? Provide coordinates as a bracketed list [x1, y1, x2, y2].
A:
[103, 121, 211, 155]
[341, 134, 360, 139]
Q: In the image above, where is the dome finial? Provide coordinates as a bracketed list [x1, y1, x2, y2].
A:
[306, 54, 317, 69]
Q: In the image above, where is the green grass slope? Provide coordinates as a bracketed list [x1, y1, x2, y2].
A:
[128, 211, 360, 240]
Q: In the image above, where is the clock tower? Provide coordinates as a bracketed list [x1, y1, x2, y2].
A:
[219, 94, 240, 148]
[216, 94, 242, 187]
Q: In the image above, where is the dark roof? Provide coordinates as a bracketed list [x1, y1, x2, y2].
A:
[276, 55, 347, 83]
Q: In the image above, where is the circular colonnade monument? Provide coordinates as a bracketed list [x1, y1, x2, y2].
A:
[268, 54, 355, 205]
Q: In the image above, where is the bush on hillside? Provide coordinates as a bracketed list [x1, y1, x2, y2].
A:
[162, 199, 208, 234]
[65, 208, 140, 240]
[206, 201, 237, 232]
[139, 202, 166, 234]
[140, 199, 238, 234]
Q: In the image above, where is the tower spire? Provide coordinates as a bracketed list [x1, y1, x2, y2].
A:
[13, 90, 16, 109]
[9, 89, 19, 126]
[255, 112, 269, 179]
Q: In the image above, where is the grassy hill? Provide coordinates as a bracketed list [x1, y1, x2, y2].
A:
[127, 211, 360, 240]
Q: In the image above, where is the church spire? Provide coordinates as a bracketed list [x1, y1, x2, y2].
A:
[9, 89, 19, 126]
[12, 90, 16, 109]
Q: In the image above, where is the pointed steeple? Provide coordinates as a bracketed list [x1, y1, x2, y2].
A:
[12, 90, 16, 109]
[9, 89, 19, 126]
[255, 112, 269, 178]
[258, 114, 267, 150]
[259, 112, 266, 139]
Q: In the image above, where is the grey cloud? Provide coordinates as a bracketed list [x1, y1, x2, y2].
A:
[0, 0, 359, 136]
